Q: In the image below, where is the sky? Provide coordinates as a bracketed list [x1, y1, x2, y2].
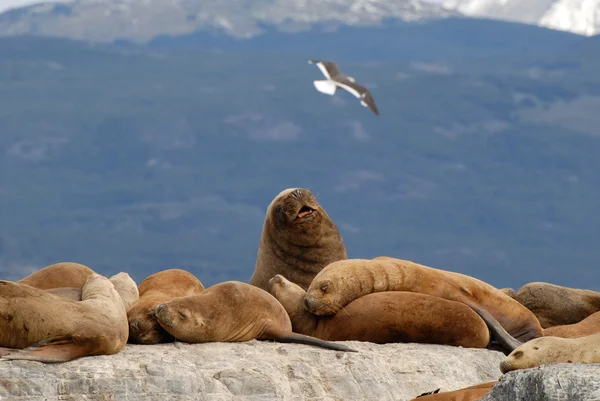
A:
[0, 0, 69, 14]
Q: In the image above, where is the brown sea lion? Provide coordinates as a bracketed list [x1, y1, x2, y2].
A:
[0, 274, 128, 363]
[411, 381, 498, 401]
[155, 280, 357, 352]
[543, 311, 600, 338]
[500, 288, 517, 299]
[499, 332, 600, 373]
[18, 262, 95, 289]
[514, 282, 600, 328]
[45, 272, 140, 310]
[268, 274, 490, 348]
[248, 188, 347, 292]
[126, 268, 205, 344]
[303, 257, 542, 347]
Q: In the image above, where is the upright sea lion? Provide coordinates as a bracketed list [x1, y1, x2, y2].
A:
[248, 188, 347, 292]
[303, 257, 543, 346]
[18, 262, 95, 289]
[543, 311, 600, 338]
[126, 269, 205, 344]
[45, 272, 140, 310]
[514, 282, 600, 328]
[499, 332, 600, 373]
[0, 274, 128, 363]
[268, 274, 490, 348]
[411, 381, 498, 401]
[155, 281, 357, 352]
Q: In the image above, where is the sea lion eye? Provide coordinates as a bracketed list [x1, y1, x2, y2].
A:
[178, 311, 186, 319]
[320, 284, 329, 293]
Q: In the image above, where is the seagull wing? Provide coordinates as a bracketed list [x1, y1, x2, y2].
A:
[333, 77, 380, 116]
[308, 60, 340, 79]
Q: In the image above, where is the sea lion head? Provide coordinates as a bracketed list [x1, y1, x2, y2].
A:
[109, 272, 139, 310]
[268, 274, 305, 306]
[268, 188, 325, 244]
[155, 294, 215, 343]
[127, 299, 173, 344]
[499, 336, 564, 373]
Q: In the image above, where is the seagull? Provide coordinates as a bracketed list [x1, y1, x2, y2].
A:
[308, 60, 379, 116]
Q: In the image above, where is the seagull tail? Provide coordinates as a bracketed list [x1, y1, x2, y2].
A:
[313, 80, 337, 96]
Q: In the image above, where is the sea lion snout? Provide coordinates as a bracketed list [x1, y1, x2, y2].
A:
[156, 303, 167, 314]
[499, 360, 513, 374]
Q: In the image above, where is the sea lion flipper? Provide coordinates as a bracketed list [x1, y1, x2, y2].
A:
[470, 305, 523, 353]
[0, 347, 18, 357]
[264, 329, 358, 352]
[0, 335, 96, 363]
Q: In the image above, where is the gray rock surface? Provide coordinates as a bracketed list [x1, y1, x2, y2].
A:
[0, 341, 505, 401]
[482, 363, 600, 401]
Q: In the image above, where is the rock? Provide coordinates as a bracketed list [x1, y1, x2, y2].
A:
[0, 342, 505, 401]
[482, 363, 600, 401]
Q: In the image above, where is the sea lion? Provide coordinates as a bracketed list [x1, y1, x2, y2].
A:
[514, 282, 600, 328]
[268, 274, 490, 348]
[543, 311, 600, 338]
[0, 273, 128, 363]
[248, 188, 347, 292]
[155, 280, 357, 352]
[500, 288, 517, 299]
[126, 268, 205, 344]
[303, 257, 543, 347]
[18, 262, 95, 289]
[499, 332, 600, 373]
[45, 272, 140, 310]
[411, 381, 498, 401]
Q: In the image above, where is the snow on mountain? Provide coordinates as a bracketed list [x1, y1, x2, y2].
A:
[442, 0, 600, 36]
[0, 0, 457, 42]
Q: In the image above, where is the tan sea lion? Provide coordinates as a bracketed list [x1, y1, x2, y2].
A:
[543, 311, 600, 338]
[0, 274, 128, 363]
[18, 262, 95, 289]
[45, 272, 140, 310]
[248, 188, 347, 292]
[155, 280, 357, 352]
[411, 381, 498, 401]
[303, 257, 542, 348]
[127, 268, 205, 344]
[514, 282, 600, 328]
[499, 332, 600, 373]
[268, 274, 490, 348]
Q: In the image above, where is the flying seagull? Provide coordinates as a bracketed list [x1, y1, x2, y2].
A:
[308, 60, 379, 116]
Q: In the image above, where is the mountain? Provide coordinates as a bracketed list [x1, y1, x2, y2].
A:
[0, 0, 456, 42]
[443, 0, 600, 36]
[1, 28, 599, 291]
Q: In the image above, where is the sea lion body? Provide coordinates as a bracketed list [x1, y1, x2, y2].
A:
[269, 274, 490, 347]
[0, 274, 128, 363]
[543, 311, 600, 338]
[155, 280, 356, 352]
[304, 257, 543, 344]
[46, 272, 139, 310]
[515, 282, 600, 328]
[126, 269, 205, 344]
[412, 381, 497, 401]
[500, 332, 600, 373]
[249, 188, 347, 292]
[18, 262, 95, 289]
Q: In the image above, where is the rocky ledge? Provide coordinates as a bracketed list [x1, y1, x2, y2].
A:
[482, 363, 600, 401]
[0, 341, 505, 401]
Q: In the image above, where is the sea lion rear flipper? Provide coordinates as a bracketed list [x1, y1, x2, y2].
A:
[263, 329, 358, 352]
[0, 335, 96, 363]
[0, 347, 18, 357]
[469, 305, 523, 353]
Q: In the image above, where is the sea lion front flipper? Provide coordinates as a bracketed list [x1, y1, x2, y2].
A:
[469, 305, 523, 353]
[262, 328, 358, 352]
[0, 335, 96, 363]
